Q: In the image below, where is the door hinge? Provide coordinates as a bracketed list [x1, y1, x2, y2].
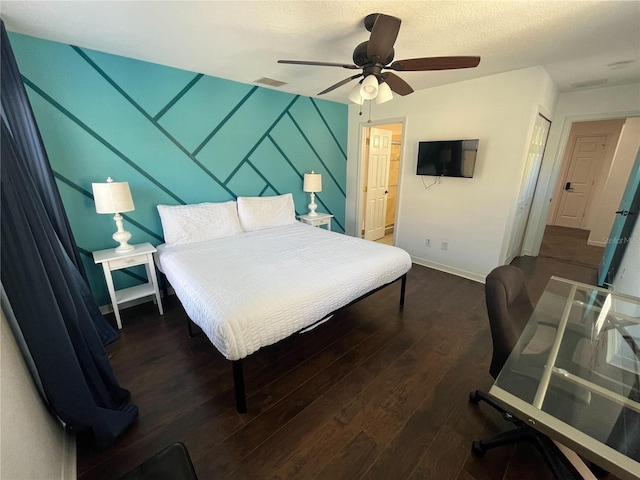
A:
[364, 186, 368, 193]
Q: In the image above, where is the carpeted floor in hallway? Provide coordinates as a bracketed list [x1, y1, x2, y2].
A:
[539, 225, 604, 268]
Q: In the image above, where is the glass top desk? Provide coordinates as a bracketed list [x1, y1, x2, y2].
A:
[489, 277, 640, 480]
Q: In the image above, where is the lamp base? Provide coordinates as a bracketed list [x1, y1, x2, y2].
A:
[112, 213, 135, 253]
[114, 242, 135, 253]
[307, 192, 318, 217]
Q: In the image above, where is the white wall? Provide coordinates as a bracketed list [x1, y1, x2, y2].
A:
[0, 309, 75, 480]
[346, 66, 557, 281]
[524, 83, 640, 256]
[588, 118, 640, 246]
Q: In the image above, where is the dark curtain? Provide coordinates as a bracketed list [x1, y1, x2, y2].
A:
[1, 20, 137, 449]
[0, 21, 116, 345]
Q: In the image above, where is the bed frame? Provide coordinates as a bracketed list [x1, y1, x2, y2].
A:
[181, 273, 407, 413]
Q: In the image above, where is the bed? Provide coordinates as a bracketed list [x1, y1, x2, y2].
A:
[155, 194, 412, 412]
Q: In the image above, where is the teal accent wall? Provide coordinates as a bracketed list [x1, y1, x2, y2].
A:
[9, 33, 348, 306]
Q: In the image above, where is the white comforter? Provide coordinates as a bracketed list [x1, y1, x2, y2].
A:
[156, 222, 412, 360]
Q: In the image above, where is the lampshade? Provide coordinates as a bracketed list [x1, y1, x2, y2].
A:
[348, 82, 365, 104]
[376, 82, 393, 104]
[303, 171, 322, 193]
[92, 177, 135, 213]
[360, 75, 378, 100]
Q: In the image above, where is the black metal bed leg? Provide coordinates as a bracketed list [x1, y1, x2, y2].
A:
[160, 271, 170, 300]
[232, 360, 247, 413]
[187, 318, 194, 338]
[399, 274, 407, 308]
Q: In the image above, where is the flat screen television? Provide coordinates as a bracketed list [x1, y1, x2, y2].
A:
[416, 139, 479, 178]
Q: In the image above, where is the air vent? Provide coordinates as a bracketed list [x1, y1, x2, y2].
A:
[571, 78, 608, 90]
[608, 60, 633, 70]
[255, 77, 287, 87]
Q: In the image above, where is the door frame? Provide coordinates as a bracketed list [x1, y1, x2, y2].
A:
[506, 112, 551, 262]
[356, 117, 407, 242]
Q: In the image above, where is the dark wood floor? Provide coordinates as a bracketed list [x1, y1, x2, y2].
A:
[78, 254, 604, 480]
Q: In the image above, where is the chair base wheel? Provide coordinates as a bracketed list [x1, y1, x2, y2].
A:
[471, 440, 485, 456]
[469, 390, 481, 404]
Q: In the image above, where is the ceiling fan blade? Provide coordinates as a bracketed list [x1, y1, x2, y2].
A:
[317, 73, 363, 95]
[278, 60, 359, 70]
[367, 14, 401, 61]
[389, 56, 481, 71]
[383, 72, 413, 96]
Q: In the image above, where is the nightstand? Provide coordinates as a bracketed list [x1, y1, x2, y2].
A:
[92, 242, 163, 329]
[297, 213, 334, 231]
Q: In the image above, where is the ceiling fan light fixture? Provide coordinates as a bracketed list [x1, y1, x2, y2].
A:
[376, 82, 393, 104]
[348, 83, 365, 104]
[360, 74, 378, 100]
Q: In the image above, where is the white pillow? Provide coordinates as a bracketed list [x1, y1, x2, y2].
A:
[157, 201, 243, 246]
[237, 193, 296, 232]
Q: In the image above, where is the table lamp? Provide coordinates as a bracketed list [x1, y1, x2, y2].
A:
[92, 177, 135, 252]
[303, 171, 322, 217]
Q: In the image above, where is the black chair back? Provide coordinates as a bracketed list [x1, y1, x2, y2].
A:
[485, 265, 533, 379]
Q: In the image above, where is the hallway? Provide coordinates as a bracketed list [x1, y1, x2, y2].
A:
[375, 232, 394, 246]
[539, 225, 605, 269]
[513, 224, 604, 302]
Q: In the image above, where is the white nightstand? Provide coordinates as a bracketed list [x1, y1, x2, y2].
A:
[92, 242, 163, 329]
[297, 213, 334, 231]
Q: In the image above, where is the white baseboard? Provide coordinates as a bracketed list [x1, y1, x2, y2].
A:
[410, 256, 486, 284]
[587, 239, 606, 247]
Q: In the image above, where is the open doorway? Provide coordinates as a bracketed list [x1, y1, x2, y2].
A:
[359, 122, 404, 245]
[549, 119, 625, 231]
[538, 118, 638, 271]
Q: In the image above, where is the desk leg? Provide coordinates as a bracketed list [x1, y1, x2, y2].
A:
[553, 441, 597, 480]
[102, 263, 122, 329]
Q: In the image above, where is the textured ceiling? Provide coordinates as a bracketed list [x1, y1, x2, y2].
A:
[2, 1, 639, 103]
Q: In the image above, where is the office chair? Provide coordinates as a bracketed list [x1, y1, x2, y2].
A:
[469, 265, 574, 479]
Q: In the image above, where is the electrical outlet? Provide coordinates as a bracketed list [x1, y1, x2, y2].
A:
[441, 240, 448, 250]
[425, 239, 431, 247]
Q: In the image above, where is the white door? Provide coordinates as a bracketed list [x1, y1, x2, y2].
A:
[364, 127, 392, 241]
[507, 114, 551, 261]
[553, 135, 607, 228]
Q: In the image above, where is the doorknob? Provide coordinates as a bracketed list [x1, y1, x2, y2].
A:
[385, 190, 389, 194]
[615, 210, 631, 216]
[565, 182, 573, 191]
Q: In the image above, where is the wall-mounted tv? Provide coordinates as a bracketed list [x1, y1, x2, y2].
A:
[416, 139, 479, 178]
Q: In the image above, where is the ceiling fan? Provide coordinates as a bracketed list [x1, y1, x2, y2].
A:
[278, 13, 480, 100]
